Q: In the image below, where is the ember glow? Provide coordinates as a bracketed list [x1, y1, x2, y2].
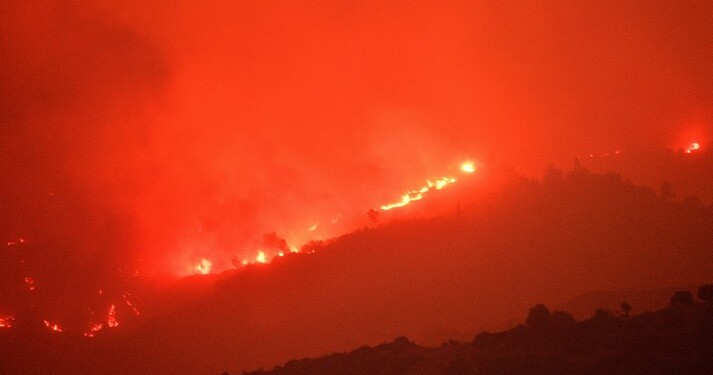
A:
[107, 304, 119, 328]
[43, 320, 63, 333]
[460, 161, 476, 174]
[6, 238, 25, 247]
[123, 293, 141, 316]
[83, 323, 104, 338]
[380, 161, 474, 211]
[1, 1, 713, 373]
[194, 258, 212, 275]
[0, 316, 14, 328]
[685, 142, 701, 154]
[255, 251, 267, 264]
[24, 276, 36, 291]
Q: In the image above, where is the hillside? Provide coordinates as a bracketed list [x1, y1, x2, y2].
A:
[2, 168, 712, 374]
[240, 288, 713, 375]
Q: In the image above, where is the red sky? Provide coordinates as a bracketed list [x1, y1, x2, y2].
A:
[2, 0, 712, 276]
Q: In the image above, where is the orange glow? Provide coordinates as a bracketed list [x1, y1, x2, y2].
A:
[83, 322, 104, 338]
[685, 142, 701, 154]
[194, 258, 212, 275]
[380, 160, 474, 211]
[43, 320, 63, 333]
[24, 276, 36, 291]
[460, 161, 476, 173]
[123, 293, 141, 316]
[256, 251, 267, 264]
[6, 238, 25, 247]
[0, 316, 14, 328]
[107, 304, 119, 328]
[430, 177, 457, 190]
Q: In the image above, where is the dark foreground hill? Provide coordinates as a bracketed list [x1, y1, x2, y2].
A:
[240, 288, 713, 375]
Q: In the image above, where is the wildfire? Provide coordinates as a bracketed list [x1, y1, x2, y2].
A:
[582, 149, 622, 158]
[256, 251, 267, 264]
[123, 293, 141, 316]
[43, 320, 63, 332]
[460, 160, 476, 173]
[380, 160, 476, 211]
[6, 238, 25, 247]
[194, 258, 212, 275]
[685, 142, 701, 154]
[107, 305, 119, 328]
[24, 276, 36, 291]
[0, 316, 14, 328]
[83, 323, 104, 338]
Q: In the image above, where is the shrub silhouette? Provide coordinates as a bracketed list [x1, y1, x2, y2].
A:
[526, 304, 551, 328]
[620, 302, 632, 317]
[697, 284, 713, 303]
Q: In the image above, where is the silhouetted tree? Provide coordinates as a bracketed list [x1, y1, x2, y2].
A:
[621, 302, 632, 317]
[697, 284, 713, 303]
[526, 304, 551, 328]
[670, 290, 694, 306]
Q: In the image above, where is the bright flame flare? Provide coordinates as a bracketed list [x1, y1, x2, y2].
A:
[460, 161, 476, 173]
[123, 293, 141, 316]
[6, 238, 25, 247]
[43, 320, 63, 332]
[0, 316, 14, 328]
[380, 159, 476, 211]
[194, 258, 212, 275]
[107, 304, 119, 328]
[24, 276, 36, 291]
[685, 142, 701, 154]
[83, 322, 104, 338]
[256, 251, 267, 264]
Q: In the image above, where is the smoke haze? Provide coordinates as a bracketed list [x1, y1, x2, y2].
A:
[1, 0, 712, 294]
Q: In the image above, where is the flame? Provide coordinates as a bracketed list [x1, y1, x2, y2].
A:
[581, 149, 623, 159]
[24, 276, 36, 291]
[83, 322, 104, 338]
[6, 238, 25, 247]
[0, 316, 14, 328]
[378, 160, 477, 211]
[460, 161, 476, 173]
[685, 142, 701, 154]
[107, 304, 119, 328]
[123, 293, 141, 316]
[178, 158, 477, 274]
[43, 320, 63, 332]
[194, 258, 212, 275]
[2, 156, 484, 336]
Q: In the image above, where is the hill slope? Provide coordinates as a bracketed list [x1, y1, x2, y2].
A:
[241, 294, 713, 375]
[2, 168, 712, 374]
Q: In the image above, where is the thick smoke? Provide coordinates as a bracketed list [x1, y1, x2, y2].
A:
[0, 1, 169, 319]
[1, 0, 712, 318]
